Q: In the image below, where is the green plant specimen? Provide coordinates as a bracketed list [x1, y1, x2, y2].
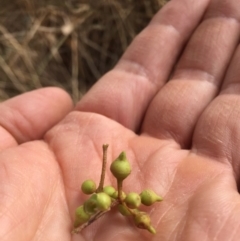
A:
[72, 144, 163, 235]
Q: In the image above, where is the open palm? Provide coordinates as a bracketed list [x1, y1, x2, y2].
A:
[1, 0, 240, 240]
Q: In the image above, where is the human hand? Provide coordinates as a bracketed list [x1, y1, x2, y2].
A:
[1, 0, 240, 240]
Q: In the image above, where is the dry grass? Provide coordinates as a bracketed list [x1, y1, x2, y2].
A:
[0, 0, 168, 102]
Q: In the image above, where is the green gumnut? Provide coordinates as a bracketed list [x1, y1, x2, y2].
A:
[74, 205, 91, 228]
[95, 192, 112, 211]
[103, 185, 116, 197]
[112, 190, 126, 199]
[124, 192, 141, 209]
[133, 211, 156, 234]
[81, 179, 96, 194]
[83, 194, 98, 214]
[110, 151, 131, 181]
[117, 204, 133, 216]
[140, 189, 163, 206]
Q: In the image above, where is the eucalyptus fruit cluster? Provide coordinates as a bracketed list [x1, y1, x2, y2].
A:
[74, 187, 112, 228]
[73, 146, 163, 235]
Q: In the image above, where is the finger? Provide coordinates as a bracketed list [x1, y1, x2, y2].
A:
[170, 159, 240, 241]
[0, 142, 71, 240]
[192, 44, 240, 183]
[141, 0, 240, 148]
[0, 87, 73, 149]
[76, 0, 210, 131]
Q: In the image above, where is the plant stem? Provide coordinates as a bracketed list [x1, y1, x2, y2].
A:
[72, 199, 119, 234]
[96, 144, 109, 193]
[117, 179, 124, 202]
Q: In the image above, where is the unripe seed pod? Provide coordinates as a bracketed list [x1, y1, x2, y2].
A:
[103, 185, 116, 197]
[117, 204, 132, 216]
[140, 189, 163, 206]
[125, 192, 141, 209]
[74, 205, 91, 228]
[81, 179, 96, 194]
[110, 152, 131, 181]
[83, 194, 98, 214]
[112, 190, 126, 199]
[95, 192, 112, 211]
[133, 211, 156, 234]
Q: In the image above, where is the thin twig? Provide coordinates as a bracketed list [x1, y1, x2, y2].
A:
[117, 179, 124, 202]
[71, 30, 79, 103]
[72, 199, 119, 234]
[96, 144, 109, 193]
[0, 24, 41, 88]
[0, 55, 26, 92]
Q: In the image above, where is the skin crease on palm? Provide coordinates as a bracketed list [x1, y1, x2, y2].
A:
[1, 0, 240, 240]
